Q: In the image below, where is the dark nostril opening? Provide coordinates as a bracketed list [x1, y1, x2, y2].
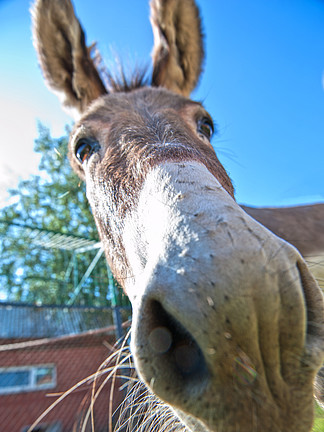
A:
[147, 300, 208, 379]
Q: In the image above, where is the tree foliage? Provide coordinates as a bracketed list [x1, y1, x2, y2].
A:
[0, 125, 128, 307]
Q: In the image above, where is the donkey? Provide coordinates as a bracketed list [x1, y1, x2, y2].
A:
[32, 0, 324, 431]
[242, 204, 324, 292]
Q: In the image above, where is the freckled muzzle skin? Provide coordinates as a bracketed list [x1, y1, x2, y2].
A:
[120, 162, 324, 432]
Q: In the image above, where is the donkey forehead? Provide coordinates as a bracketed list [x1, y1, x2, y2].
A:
[69, 86, 234, 197]
[71, 87, 207, 134]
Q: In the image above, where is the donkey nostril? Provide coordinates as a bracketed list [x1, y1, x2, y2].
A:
[148, 324, 203, 374]
[174, 343, 202, 375]
[144, 300, 208, 380]
[135, 299, 209, 404]
[149, 326, 173, 354]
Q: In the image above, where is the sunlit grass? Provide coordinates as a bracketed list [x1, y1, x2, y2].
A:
[313, 404, 324, 432]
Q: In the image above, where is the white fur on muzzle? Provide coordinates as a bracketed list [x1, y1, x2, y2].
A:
[123, 161, 323, 432]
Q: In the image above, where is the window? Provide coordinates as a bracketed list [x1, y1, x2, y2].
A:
[0, 365, 56, 394]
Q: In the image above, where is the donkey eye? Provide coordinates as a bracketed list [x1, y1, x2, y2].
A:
[75, 139, 99, 164]
[197, 118, 214, 141]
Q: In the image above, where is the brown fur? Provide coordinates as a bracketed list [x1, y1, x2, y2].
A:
[242, 204, 324, 257]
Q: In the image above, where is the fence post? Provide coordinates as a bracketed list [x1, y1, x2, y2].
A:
[107, 265, 124, 340]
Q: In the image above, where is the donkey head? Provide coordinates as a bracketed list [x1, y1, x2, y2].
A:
[32, 1, 324, 431]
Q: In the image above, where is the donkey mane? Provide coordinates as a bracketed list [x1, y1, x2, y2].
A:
[104, 67, 150, 93]
[87, 38, 150, 94]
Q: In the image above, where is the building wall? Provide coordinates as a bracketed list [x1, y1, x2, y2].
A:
[0, 333, 125, 432]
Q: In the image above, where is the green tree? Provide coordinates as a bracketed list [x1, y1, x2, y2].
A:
[0, 125, 128, 307]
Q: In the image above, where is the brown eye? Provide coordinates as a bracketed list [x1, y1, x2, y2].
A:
[197, 118, 214, 141]
[75, 139, 99, 164]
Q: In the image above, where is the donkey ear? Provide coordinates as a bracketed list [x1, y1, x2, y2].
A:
[32, 0, 107, 116]
[150, 0, 204, 97]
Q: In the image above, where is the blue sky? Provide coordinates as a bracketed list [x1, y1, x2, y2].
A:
[0, 0, 323, 208]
